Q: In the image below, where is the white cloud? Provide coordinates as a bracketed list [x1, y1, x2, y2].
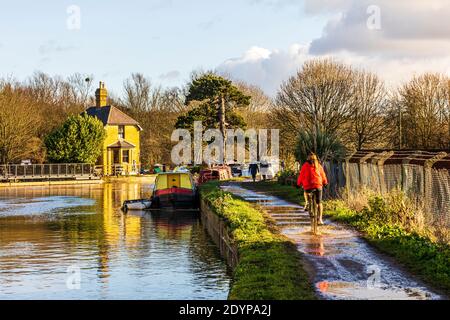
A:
[218, 44, 450, 96]
[307, 0, 450, 56]
[218, 0, 450, 96]
[218, 45, 310, 95]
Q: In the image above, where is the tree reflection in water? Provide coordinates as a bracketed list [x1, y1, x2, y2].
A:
[0, 180, 230, 299]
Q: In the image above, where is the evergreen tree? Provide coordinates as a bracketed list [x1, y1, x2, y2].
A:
[45, 113, 106, 164]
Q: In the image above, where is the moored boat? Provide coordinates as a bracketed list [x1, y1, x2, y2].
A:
[151, 172, 198, 209]
[122, 199, 152, 211]
[198, 165, 232, 185]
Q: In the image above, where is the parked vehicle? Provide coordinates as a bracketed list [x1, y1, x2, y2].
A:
[229, 164, 243, 177]
[260, 162, 277, 180]
[240, 164, 251, 177]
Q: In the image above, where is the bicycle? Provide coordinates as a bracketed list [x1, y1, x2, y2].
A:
[306, 191, 319, 235]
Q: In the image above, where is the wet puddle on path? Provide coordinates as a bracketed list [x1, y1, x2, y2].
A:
[221, 183, 443, 300]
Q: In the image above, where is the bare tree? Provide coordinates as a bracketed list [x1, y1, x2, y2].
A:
[236, 82, 273, 112]
[0, 85, 41, 163]
[235, 82, 274, 129]
[442, 78, 450, 149]
[275, 59, 355, 157]
[276, 59, 355, 136]
[122, 73, 166, 112]
[28, 72, 64, 106]
[398, 74, 448, 149]
[120, 73, 186, 165]
[67, 73, 94, 108]
[349, 71, 388, 150]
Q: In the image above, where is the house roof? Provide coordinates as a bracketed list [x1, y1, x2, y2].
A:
[85, 106, 142, 130]
[107, 140, 136, 149]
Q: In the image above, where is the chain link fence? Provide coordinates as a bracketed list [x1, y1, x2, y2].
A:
[324, 151, 450, 228]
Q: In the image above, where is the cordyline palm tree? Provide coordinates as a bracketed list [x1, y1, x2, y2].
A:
[295, 127, 346, 164]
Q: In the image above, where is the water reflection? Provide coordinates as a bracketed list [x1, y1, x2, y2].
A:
[0, 180, 231, 300]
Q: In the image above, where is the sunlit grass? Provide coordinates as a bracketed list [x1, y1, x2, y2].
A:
[200, 181, 316, 300]
[246, 181, 450, 296]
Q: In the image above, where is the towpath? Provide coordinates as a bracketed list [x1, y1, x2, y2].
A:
[221, 183, 444, 300]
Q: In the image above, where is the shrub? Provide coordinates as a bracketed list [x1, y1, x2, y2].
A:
[45, 113, 106, 164]
[277, 169, 297, 186]
[295, 127, 346, 163]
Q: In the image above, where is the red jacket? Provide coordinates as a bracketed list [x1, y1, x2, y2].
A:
[297, 162, 328, 191]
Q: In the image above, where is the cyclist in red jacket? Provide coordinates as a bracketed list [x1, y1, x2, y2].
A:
[297, 153, 328, 225]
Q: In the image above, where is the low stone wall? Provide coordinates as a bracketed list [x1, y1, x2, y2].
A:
[200, 199, 239, 270]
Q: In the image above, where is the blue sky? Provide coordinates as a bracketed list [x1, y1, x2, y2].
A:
[0, 0, 328, 95]
[1, 0, 450, 96]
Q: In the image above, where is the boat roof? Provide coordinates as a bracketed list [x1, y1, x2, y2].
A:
[156, 172, 192, 176]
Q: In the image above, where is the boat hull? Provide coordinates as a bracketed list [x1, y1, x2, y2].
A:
[152, 188, 198, 209]
[123, 200, 152, 211]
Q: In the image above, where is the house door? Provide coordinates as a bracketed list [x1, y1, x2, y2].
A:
[113, 149, 120, 164]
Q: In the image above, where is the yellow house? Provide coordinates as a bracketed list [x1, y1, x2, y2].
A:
[86, 82, 142, 176]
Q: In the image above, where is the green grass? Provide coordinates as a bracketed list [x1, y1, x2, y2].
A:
[200, 181, 316, 300]
[241, 181, 305, 206]
[242, 181, 450, 297]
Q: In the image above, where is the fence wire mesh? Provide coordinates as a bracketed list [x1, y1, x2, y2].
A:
[325, 151, 450, 228]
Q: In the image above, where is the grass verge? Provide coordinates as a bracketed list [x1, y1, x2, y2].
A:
[241, 181, 450, 297]
[241, 181, 305, 206]
[199, 181, 316, 300]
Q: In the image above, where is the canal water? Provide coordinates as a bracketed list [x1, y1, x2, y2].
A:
[0, 180, 231, 300]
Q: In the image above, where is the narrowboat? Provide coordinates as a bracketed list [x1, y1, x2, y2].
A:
[151, 172, 198, 209]
[198, 165, 232, 185]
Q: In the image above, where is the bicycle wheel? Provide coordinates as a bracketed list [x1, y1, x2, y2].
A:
[311, 193, 318, 235]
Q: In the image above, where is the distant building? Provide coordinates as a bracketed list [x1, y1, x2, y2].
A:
[86, 82, 142, 176]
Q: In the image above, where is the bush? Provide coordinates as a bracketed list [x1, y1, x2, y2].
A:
[45, 113, 106, 164]
[277, 169, 297, 186]
[295, 127, 346, 163]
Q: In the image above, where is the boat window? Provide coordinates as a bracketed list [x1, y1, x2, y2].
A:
[155, 175, 168, 190]
[180, 174, 192, 189]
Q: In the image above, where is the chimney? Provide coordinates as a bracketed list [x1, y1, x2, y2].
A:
[95, 81, 108, 107]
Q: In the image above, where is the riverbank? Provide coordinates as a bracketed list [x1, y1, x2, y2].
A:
[0, 174, 156, 188]
[241, 181, 450, 297]
[199, 181, 316, 300]
[103, 175, 156, 183]
[0, 179, 103, 188]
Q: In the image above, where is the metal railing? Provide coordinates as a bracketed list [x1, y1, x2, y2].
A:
[95, 164, 152, 176]
[0, 164, 99, 181]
